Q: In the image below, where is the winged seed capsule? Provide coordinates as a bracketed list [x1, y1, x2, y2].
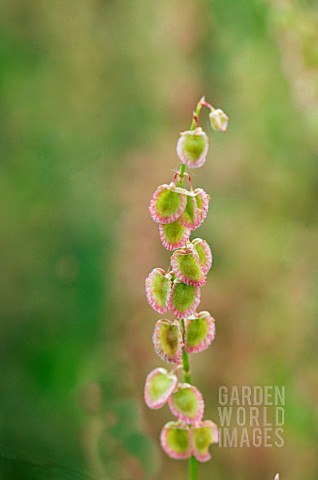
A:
[169, 281, 201, 319]
[184, 311, 216, 354]
[190, 421, 219, 462]
[145, 268, 171, 314]
[144, 368, 177, 410]
[191, 238, 212, 274]
[160, 422, 191, 460]
[159, 220, 191, 251]
[168, 383, 204, 425]
[149, 183, 188, 224]
[209, 108, 229, 132]
[152, 319, 183, 364]
[170, 248, 206, 287]
[178, 189, 210, 230]
[177, 127, 209, 169]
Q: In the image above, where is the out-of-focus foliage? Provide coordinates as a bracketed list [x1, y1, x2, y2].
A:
[0, 1, 317, 480]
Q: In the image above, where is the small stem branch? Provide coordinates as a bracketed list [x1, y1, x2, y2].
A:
[192, 112, 199, 128]
[177, 163, 187, 187]
[200, 99, 214, 111]
[190, 98, 204, 130]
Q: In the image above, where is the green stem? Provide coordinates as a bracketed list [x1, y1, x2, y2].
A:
[190, 97, 204, 130]
[181, 319, 198, 480]
[189, 455, 198, 480]
[181, 319, 191, 383]
[177, 163, 187, 188]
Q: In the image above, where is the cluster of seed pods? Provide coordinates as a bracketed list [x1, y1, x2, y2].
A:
[144, 99, 228, 463]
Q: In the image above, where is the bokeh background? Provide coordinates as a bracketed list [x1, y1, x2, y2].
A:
[1, 1, 318, 479]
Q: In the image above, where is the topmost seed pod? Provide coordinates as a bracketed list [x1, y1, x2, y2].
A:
[209, 108, 229, 132]
[177, 127, 209, 169]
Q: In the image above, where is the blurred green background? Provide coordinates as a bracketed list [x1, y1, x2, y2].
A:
[1, 1, 318, 479]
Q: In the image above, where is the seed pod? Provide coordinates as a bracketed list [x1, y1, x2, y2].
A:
[153, 319, 182, 364]
[178, 194, 196, 230]
[169, 282, 201, 319]
[160, 421, 191, 460]
[193, 189, 210, 228]
[168, 383, 204, 425]
[145, 268, 171, 314]
[179, 189, 210, 230]
[177, 127, 209, 169]
[159, 221, 191, 251]
[170, 248, 206, 287]
[149, 184, 187, 224]
[184, 311, 216, 354]
[209, 108, 229, 132]
[190, 420, 218, 462]
[192, 238, 212, 274]
[144, 368, 177, 410]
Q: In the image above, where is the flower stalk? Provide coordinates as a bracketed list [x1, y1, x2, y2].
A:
[181, 319, 191, 383]
[144, 97, 228, 478]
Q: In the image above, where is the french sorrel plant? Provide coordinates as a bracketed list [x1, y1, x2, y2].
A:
[144, 97, 228, 479]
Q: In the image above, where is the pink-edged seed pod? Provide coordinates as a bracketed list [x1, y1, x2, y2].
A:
[190, 420, 218, 462]
[169, 282, 201, 319]
[191, 238, 212, 275]
[179, 189, 210, 230]
[144, 367, 178, 410]
[170, 248, 206, 287]
[159, 220, 191, 251]
[178, 194, 197, 230]
[168, 383, 204, 425]
[176, 127, 209, 169]
[145, 268, 171, 314]
[160, 421, 191, 460]
[184, 311, 215, 354]
[192, 188, 210, 228]
[149, 183, 187, 224]
[153, 319, 183, 364]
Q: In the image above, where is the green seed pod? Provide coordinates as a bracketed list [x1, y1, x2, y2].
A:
[145, 268, 171, 313]
[184, 311, 216, 354]
[149, 183, 187, 224]
[191, 238, 212, 274]
[177, 127, 209, 169]
[153, 319, 182, 364]
[169, 282, 201, 319]
[170, 248, 206, 287]
[179, 189, 210, 230]
[190, 420, 218, 462]
[144, 367, 177, 409]
[159, 220, 191, 251]
[160, 421, 191, 460]
[168, 383, 204, 425]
